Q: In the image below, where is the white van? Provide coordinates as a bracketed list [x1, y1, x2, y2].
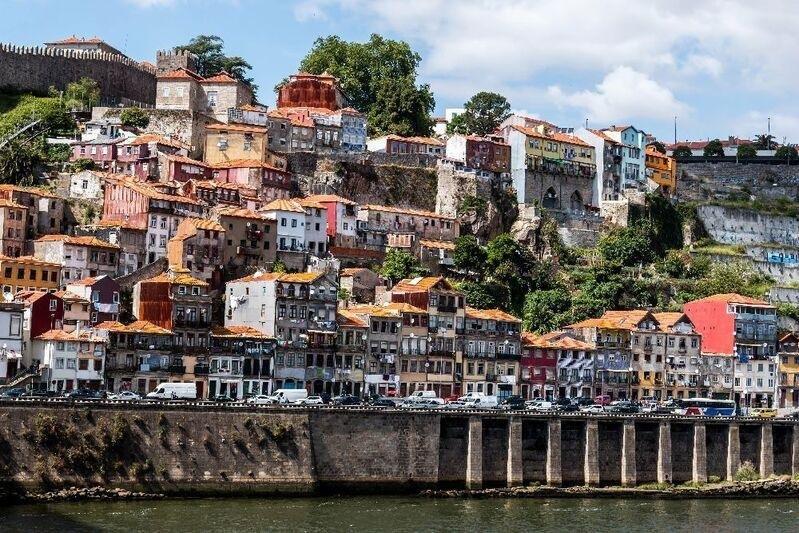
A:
[464, 395, 499, 409]
[406, 390, 440, 403]
[146, 382, 197, 400]
[269, 389, 308, 404]
[458, 392, 485, 402]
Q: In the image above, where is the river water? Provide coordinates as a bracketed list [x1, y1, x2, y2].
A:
[1, 496, 798, 532]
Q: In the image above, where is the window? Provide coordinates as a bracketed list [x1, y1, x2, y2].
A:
[49, 299, 57, 311]
[207, 91, 218, 107]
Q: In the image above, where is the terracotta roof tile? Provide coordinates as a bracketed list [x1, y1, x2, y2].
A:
[522, 330, 594, 350]
[157, 68, 203, 81]
[0, 255, 60, 268]
[96, 320, 173, 335]
[303, 194, 356, 206]
[211, 325, 272, 338]
[419, 239, 456, 251]
[143, 271, 208, 287]
[201, 71, 239, 84]
[688, 293, 771, 306]
[337, 309, 368, 328]
[393, 276, 454, 293]
[261, 199, 305, 213]
[465, 307, 521, 323]
[35, 234, 119, 250]
[329, 246, 384, 260]
[35, 329, 105, 342]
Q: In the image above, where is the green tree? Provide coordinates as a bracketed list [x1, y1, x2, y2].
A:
[175, 35, 256, 94]
[656, 249, 690, 278]
[698, 262, 773, 299]
[120, 107, 150, 130]
[703, 139, 725, 157]
[447, 91, 511, 136]
[458, 280, 507, 310]
[672, 145, 693, 158]
[379, 249, 427, 284]
[64, 77, 101, 111]
[752, 134, 775, 150]
[298, 34, 435, 136]
[775, 145, 798, 161]
[523, 287, 572, 333]
[737, 143, 757, 158]
[452, 235, 487, 275]
[648, 141, 666, 154]
[645, 194, 683, 253]
[597, 222, 656, 267]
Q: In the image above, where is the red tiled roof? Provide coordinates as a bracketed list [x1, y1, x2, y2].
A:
[201, 71, 239, 84]
[688, 293, 771, 306]
[35, 234, 119, 250]
[157, 67, 203, 81]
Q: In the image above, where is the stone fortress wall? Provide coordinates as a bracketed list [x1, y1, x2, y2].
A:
[0, 43, 156, 105]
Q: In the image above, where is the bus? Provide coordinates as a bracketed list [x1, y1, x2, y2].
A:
[676, 398, 736, 417]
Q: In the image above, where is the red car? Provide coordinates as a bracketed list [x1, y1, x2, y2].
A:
[594, 395, 612, 406]
[443, 395, 461, 404]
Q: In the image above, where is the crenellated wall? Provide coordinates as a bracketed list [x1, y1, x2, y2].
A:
[0, 43, 156, 105]
[0, 403, 797, 494]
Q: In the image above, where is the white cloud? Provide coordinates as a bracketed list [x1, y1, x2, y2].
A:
[547, 67, 687, 123]
[734, 111, 799, 144]
[295, 0, 799, 137]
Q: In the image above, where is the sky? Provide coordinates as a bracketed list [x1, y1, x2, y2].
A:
[3, 0, 799, 143]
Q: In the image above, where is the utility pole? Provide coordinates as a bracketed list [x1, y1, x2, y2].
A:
[768, 117, 771, 151]
[674, 116, 677, 145]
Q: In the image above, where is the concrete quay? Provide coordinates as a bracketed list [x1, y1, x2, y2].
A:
[0, 401, 797, 494]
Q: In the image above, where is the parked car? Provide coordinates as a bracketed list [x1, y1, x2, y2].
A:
[779, 410, 799, 419]
[581, 404, 605, 414]
[572, 397, 595, 407]
[20, 390, 59, 398]
[296, 395, 324, 406]
[400, 398, 443, 409]
[751, 407, 777, 419]
[246, 394, 273, 405]
[525, 399, 553, 412]
[500, 395, 526, 411]
[594, 395, 612, 406]
[333, 394, 361, 406]
[64, 388, 101, 400]
[443, 394, 461, 404]
[608, 401, 640, 414]
[443, 400, 468, 410]
[212, 394, 235, 403]
[107, 391, 141, 401]
[552, 402, 579, 413]
[0, 387, 26, 398]
[368, 397, 397, 407]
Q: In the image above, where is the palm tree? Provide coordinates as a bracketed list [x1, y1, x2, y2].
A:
[753, 134, 776, 150]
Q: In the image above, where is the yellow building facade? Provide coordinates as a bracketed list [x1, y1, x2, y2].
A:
[645, 147, 677, 194]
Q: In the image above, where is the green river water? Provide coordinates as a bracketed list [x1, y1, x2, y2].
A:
[1, 496, 798, 532]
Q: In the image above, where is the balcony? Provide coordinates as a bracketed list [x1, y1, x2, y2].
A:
[193, 364, 210, 375]
[436, 305, 457, 314]
[168, 364, 186, 374]
[174, 319, 211, 329]
[428, 349, 455, 358]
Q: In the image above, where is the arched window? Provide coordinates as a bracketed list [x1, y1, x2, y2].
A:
[570, 190, 583, 211]
[542, 187, 558, 209]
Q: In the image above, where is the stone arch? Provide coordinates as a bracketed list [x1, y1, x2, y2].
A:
[543, 187, 558, 209]
[570, 190, 583, 211]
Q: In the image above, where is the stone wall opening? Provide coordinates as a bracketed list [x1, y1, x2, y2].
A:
[521, 420, 548, 484]
[670, 423, 694, 483]
[598, 421, 622, 485]
[706, 424, 728, 480]
[482, 418, 508, 487]
[739, 425, 762, 471]
[561, 421, 586, 485]
[773, 425, 793, 475]
[438, 417, 468, 485]
[635, 422, 659, 483]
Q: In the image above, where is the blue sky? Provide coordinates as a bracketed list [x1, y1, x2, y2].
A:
[4, 0, 799, 143]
